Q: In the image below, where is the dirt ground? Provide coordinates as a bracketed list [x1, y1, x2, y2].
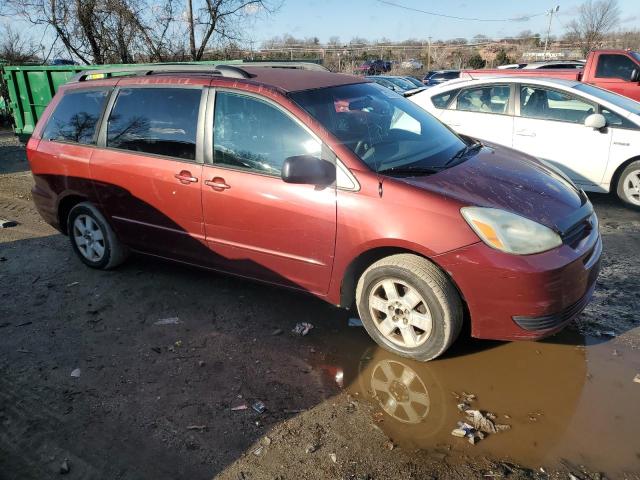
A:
[1, 131, 639, 480]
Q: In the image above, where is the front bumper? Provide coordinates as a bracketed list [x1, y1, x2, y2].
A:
[435, 226, 602, 341]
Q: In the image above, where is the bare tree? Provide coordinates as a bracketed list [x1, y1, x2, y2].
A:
[5, 0, 184, 64]
[186, 0, 278, 61]
[0, 24, 40, 63]
[567, 0, 621, 56]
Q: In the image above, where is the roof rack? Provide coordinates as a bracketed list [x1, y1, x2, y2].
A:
[70, 62, 328, 83]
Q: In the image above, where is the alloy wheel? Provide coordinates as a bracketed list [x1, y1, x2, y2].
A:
[73, 214, 106, 262]
[622, 169, 640, 206]
[368, 278, 433, 348]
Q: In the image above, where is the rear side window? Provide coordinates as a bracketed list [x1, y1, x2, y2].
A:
[595, 54, 637, 80]
[431, 89, 459, 109]
[42, 89, 109, 144]
[455, 85, 510, 114]
[107, 88, 201, 161]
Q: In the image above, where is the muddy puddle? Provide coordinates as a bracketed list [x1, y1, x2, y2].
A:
[315, 327, 640, 476]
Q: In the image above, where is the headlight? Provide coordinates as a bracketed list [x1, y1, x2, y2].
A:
[461, 207, 562, 255]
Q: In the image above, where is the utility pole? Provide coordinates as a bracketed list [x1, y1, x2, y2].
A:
[427, 36, 432, 71]
[543, 5, 560, 59]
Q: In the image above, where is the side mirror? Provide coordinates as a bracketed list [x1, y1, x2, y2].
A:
[631, 68, 639, 82]
[584, 113, 606, 130]
[281, 155, 336, 186]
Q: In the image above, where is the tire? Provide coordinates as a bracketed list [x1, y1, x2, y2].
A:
[355, 254, 463, 362]
[67, 202, 127, 270]
[616, 160, 640, 209]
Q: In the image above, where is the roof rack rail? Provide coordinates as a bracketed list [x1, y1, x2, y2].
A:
[237, 62, 329, 72]
[70, 61, 329, 83]
[70, 64, 254, 82]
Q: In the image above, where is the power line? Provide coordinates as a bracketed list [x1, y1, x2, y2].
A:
[374, 0, 546, 22]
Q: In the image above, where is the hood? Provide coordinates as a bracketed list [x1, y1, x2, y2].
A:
[402, 144, 587, 231]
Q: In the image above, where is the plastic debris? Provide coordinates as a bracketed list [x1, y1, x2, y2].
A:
[465, 409, 499, 434]
[59, 459, 70, 474]
[231, 404, 248, 411]
[348, 317, 363, 327]
[292, 322, 313, 336]
[252, 446, 263, 456]
[0, 218, 18, 228]
[154, 317, 181, 325]
[66, 281, 79, 287]
[330, 453, 337, 463]
[252, 401, 266, 414]
[186, 425, 206, 431]
[634, 374, 640, 384]
[451, 428, 467, 438]
[70, 368, 81, 378]
[261, 436, 272, 446]
[271, 328, 283, 336]
[305, 443, 319, 453]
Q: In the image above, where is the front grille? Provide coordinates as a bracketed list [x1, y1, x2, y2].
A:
[562, 214, 595, 248]
[512, 285, 595, 331]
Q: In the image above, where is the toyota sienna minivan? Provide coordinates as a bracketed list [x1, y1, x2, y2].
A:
[26, 64, 602, 361]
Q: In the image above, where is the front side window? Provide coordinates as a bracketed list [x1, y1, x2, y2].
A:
[213, 92, 321, 176]
[595, 54, 638, 80]
[455, 85, 510, 114]
[520, 86, 595, 124]
[42, 89, 109, 144]
[290, 82, 465, 174]
[107, 88, 201, 161]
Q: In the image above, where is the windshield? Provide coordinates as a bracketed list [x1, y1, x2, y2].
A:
[573, 83, 640, 116]
[289, 82, 466, 173]
[630, 51, 640, 63]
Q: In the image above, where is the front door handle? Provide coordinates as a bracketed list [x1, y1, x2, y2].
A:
[515, 129, 536, 137]
[205, 177, 231, 190]
[174, 170, 198, 184]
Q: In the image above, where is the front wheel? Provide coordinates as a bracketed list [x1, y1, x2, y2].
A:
[616, 160, 640, 209]
[68, 202, 128, 270]
[355, 254, 463, 362]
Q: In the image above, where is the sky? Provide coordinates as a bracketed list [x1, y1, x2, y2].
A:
[247, 0, 640, 44]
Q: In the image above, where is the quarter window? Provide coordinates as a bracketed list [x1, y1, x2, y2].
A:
[520, 86, 594, 124]
[213, 92, 321, 176]
[42, 89, 109, 144]
[595, 54, 638, 80]
[455, 85, 510, 114]
[107, 88, 201, 161]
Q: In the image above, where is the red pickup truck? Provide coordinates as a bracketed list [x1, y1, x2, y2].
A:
[462, 49, 640, 101]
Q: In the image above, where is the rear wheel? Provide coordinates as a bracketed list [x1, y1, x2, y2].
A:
[355, 254, 463, 362]
[616, 160, 640, 209]
[68, 202, 127, 269]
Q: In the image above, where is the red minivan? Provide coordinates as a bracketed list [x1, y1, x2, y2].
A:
[26, 65, 602, 361]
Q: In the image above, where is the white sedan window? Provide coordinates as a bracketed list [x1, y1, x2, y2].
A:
[520, 86, 594, 124]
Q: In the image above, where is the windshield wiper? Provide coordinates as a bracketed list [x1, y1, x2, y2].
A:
[444, 141, 483, 167]
[378, 165, 441, 177]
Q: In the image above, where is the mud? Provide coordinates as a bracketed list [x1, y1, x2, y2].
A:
[1, 136, 639, 479]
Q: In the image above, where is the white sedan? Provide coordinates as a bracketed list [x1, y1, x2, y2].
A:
[410, 77, 640, 207]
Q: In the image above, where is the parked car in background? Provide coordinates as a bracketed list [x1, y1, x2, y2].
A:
[27, 65, 600, 361]
[422, 70, 460, 86]
[51, 59, 79, 66]
[463, 49, 640, 101]
[402, 76, 426, 88]
[356, 59, 391, 75]
[410, 76, 640, 207]
[366, 75, 425, 96]
[400, 58, 423, 70]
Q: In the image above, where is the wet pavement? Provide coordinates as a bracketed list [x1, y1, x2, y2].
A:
[316, 327, 640, 476]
